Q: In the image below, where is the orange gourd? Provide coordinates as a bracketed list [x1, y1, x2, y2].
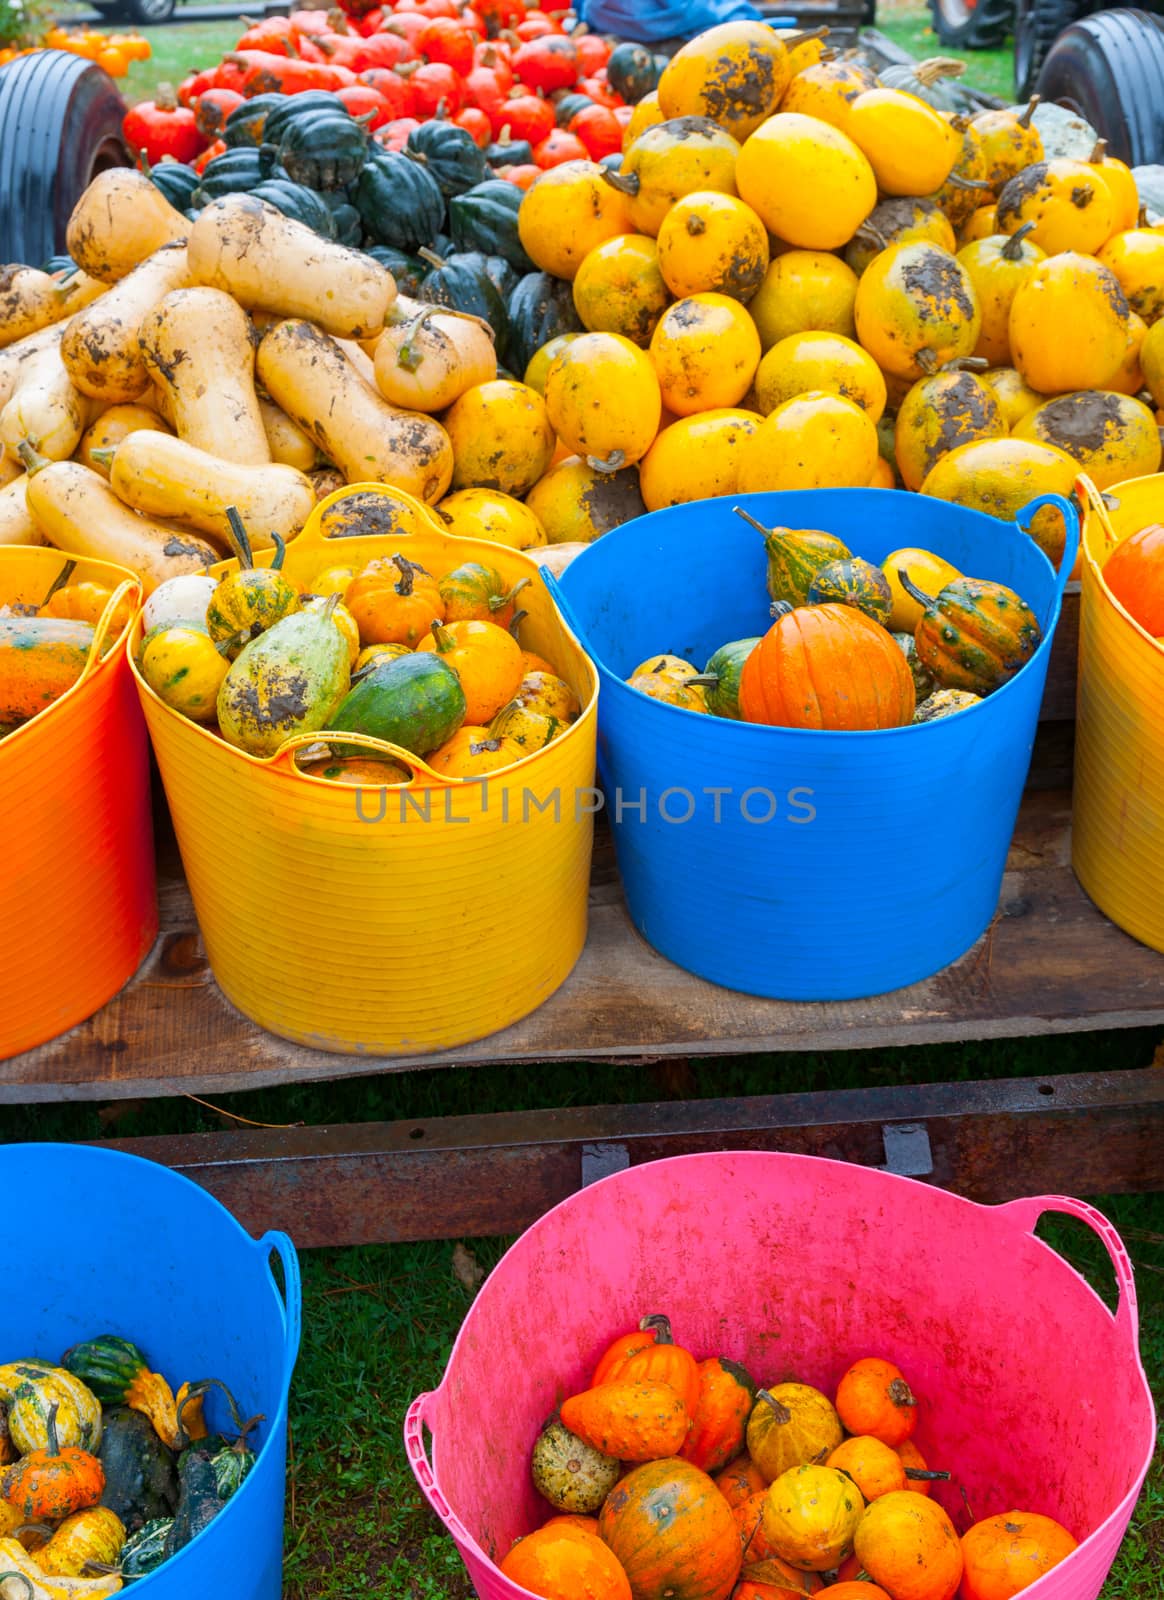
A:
[591, 1316, 665, 1388]
[518, 160, 634, 279]
[656, 191, 770, 302]
[38, 577, 134, 634]
[418, 617, 523, 724]
[544, 1514, 601, 1536]
[733, 1492, 791, 1565]
[426, 726, 523, 777]
[559, 1380, 691, 1462]
[853, 1491, 963, 1600]
[834, 1357, 918, 1447]
[0, 1407, 104, 1522]
[681, 1359, 756, 1474]
[1009, 252, 1129, 395]
[599, 1457, 743, 1600]
[825, 1435, 906, 1501]
[345, 555, 444, 647]
[960, 1511, 1078, 1600]
[500, 1522, 633, 1600]
[779, 59, 877, 133]
[715, 1454, 767, 1509]
[620, 1322, 701, 1418]
[1101, 522, 1164, 634]
[739, 604, 915, 731]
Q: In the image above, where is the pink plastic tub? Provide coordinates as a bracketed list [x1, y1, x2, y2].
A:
[406, 1153, 1155, 1600]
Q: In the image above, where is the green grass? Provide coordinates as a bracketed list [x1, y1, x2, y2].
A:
[876, 2, 1017, 103]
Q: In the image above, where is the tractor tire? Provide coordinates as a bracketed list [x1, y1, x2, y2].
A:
[1014, 0, 1092, 99]
[92, 0, 177, 22]
[928, 0, 1014, 50]
[0, 51, 128, 267]
[1036, 9, 1164, 165]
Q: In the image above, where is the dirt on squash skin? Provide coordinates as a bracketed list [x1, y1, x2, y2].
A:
[900, 254, 976, 325]
[579, 466, 647, 534]
[702, 45, 778, 123]
[930, 376, 1001, 458]
[996, 162, 1048, 225]
[320, 493, 416, 540]
[1035, 390, 1128, 454]
[1095, 264, 1132, 321]
[1070, 184, 1095, 210]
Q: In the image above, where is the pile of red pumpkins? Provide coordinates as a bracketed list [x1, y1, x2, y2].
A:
[124, 0, 640, 181]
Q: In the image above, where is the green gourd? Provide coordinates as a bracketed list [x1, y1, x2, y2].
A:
[733, 507, 852, 607]
[690, 638, 760, 719]
[216, 592, 351, 757]
[897, 570, 1043, 694]
[807, 558, 893, 626]
[892, 631, 934, 701]
[328, 651, 467, 757]
[914, 687, 983, 721]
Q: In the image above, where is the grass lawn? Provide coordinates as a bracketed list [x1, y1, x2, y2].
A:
[876, 0, 1017, 103]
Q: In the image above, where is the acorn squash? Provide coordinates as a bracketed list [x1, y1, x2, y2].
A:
[194, 147, 289, 201]
[145, 160, 201, 212]
[249, 179, 338, 238]
[366, 246, 426, 297]
[419, 250, 510, 357]
[607, 41, 661, 105]
[274, 105, 368, 191]
[508, 270, 586, 376]
[223, 92, 286, 148]
[449, 179, 534, 272]
[406, 121, 488, 197]
[355, 151, 446, 253]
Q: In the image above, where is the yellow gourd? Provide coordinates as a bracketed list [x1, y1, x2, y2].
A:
[996, 159, 1116, 256]
[883, 548, 962, 632]
[648, 292, 761, 416]
[655, 191, 769, 302]
[957, 223, 1045, 367]
[1096, 229, 1164, 323]
[1141, 316, 1164, 406]
[845, 198, 957, 280]
[779, 58, 878, 132]
[736, 113, 876, 250]
[980, 366, 1043, 429]
[544, 332, 662, 470]
[1089, 139, 1139, 232]
[931, 116, 990, 230]
[919, 437, 1079, 565]
[444, 379, 555, 497]
[762, 1466, 865, 1572]
[894, 366, 1007, 493]
[1008, 253, 1129, 395]
[623, 91, 663, 149]
[754, 331, 886, 421]
[1013, 390, 1162, 490]
[960, 204, 998, 245]
[969, 96, 1043, 190]
[638, 409, 761, 511]
[523, 333, 585, 395]
[845, 88, 961, 197]
[435, 487, 547, 549]
[571, 234, 670, 346]
[373, 308, 497, 410]
[525, 456, 646, 542]
[749, 250, 859, 349]
[854, 241, 982, 380]
[604, 117, 741, 237]
[735, 391, 878, 493]
[657, 20, 791, 140]
[517, 160, 634, 279]
[1109, 312, 1149, 397]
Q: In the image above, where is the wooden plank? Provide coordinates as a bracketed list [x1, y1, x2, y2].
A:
[1039, 585, 1079, 723]
[5, 787, 1164, 1101]
[95, 1068, 1164, 1245]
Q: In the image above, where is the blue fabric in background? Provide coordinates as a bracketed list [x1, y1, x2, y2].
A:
[574, 0, 765, 43]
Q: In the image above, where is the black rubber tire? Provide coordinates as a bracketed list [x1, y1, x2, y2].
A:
[91, 0, 177, 20]
[1014, 0, 1092, 99]
[0, 51, 129, 266]
[927, 0, 1014, 49]
[1036, 9, 1164, 165]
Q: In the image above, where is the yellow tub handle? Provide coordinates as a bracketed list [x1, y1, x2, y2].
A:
[267, 728, 460, 786]
[76, 577, 142, 689]
[295, 481, 447, 550]
[1075, 473, 1123, 555]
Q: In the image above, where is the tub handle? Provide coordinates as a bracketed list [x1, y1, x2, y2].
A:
[995, 1195, 1140, 1352]
[405, 1392, 475, 1548]
[256, 1230, 302, 1387]
[1013, 494, 1079, 596]
[540, 568, 586, 645]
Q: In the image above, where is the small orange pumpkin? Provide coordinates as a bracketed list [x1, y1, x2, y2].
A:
[0, 1407, 105, 1522]
[816, 1585, 891, 1600]
[591, 1316, 665, 1388]
[543, 1514, 601, 1536]
[500, 1522, 633, 1600]
[620, 1319, 701, 1418]
[853, 1491, 963, 1600]
[39, 579, 134, 634]
[345, 555, 445, 647]
[737, 1556, 822, 1599]
[559, 1380, 691, 1462]
[599, 1457, 743, 1600]
[425, 727, 523, 777]
[826, 1435, 906, 1501]
[834, 1357, 918, 1446]
[960, 1511, 1077, 1600]
[682, 1358, 757, 1474]
[715, 1453, 768, 1509]
[417, 617, 524, 724]
[739, 605, 915, 731]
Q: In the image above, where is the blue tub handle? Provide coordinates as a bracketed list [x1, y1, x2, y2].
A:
[1014, 493, 1080, 598]
[540, 567, 590, 650]
[256, 1230, 302, 1387]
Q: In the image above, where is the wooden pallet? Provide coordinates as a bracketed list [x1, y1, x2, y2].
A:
[7, 590, 1163, 1244]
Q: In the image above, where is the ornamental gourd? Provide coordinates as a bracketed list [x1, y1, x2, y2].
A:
[746, 1385, 843, 1482]
[959, 1511, 1077, 1600]
[853, 1492, 964, 1600]
[735, 508, 851, 607]
[761, 1465, 865, 1572]
[603, 118, 742, 237]
[599, 1458, 743, 1600]
[590, 1315, 668, 1387]
[530, 1418, 620, 1514]
[559, 1381, 690, 1462]
[438, 563, 528, 628]
[735, 114, 876, 251]
[1, 1407, 105, 1522]
[418, 618, 524, 725]
[854, 241, 981, 380]
[501, 1524, 633, 1600]
[680, 1358, 756, 1473]
[995, 159, 1114, 256]
[897, 571, 1042, 696]
[835, 1358, 918, 1447]
[217, 595, 352, 758]
[914, 688, 982, 721]
[690, 639, 760, 720]
[806, 558, 893, 625]
[739, 605, 916, 731]
[1101, 522, 1164, 634]
[658, 22, 791, 140]
[206, 515, 298, 655]
[893, 365, 1006, 493]
[345, 555, 445, 647]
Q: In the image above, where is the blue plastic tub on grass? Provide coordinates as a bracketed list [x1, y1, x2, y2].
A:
[3, 1143, 300, 1598]
[548, 488, 1078, 1002]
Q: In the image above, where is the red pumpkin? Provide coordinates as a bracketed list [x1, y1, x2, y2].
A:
[385, 11, 429, 46]
[176, 68, 215, 108]
[355, 33, 417, 70]
[193, 87, 244, 139]
[498, 93, 556, 145]
[464, 64, 507, 119]
[408, 60, 464, 116]
[569, 103, 623, 159]
[580, 73, 624, 109]
[498, 163, 541, 189]
[514, 35, 580, 92]
[123, 85, 205, 166]
[738, 604, 916, 731]
[574, 34, 613, 75]
[456, 107, 493, 147]
[600, 1459, 743, 1600]
[359, 67, 415, 116]
[419, 15, 476, 75]
[474, 40, 514, 88]
[1103, 522, 1164, 635]
[534, 129, 590, 168]
[376, 116, 423, 152]
[516, 12, 561, 41]
[192, 138, 227, 174]
[337, 84, 394, 130]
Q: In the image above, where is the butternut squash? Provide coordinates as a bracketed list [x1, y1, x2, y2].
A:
[0, 474, 44, 546]
[0, 450, 20, 487]
[107, 432, 315, 548]
[187, 194, 395, 339]
[0, 342, 86, 460]
[374, 310, 497, 411]
[60, 243, 192, 404]
[66, 168, 188, 283]
[256, 319, 454, 504]
[140, 287, 271, 464]
[258, 398, 319, 471]
[336, 337, 379, 387]
[0, 615, 95, 722]
[0, 322, 65, 411]
[22, 454, 219, 594]
[0, 265, 105, 349]
[77, 403, 173, 478]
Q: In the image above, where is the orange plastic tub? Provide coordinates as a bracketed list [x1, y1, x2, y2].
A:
[0, 548, 155, 1059]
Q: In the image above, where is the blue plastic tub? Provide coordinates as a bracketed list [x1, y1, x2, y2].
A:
[2, 1144, 300, 1597]
[548, 488, 1078, 1000]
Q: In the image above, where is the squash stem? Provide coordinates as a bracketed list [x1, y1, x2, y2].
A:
[600, 168, 639, 197]
[897, 569, 936, 610]
[945, 173, 992, 191]
[270, 530, 287, 572]
[417, 246, 447, 271]
[429, 619, 455, 653]
[1089, 137, 1107, 163]
[397, 310, 432, 374]
[638, 1313, 674, 1344]
[508, 608, 528, 640]
[88, 447, 116, 467]
[1002, 221, 1037, 259]
[905, 1468, 952, 1480]
[754, 1388, 793, 1424]
[732, 506, 771, 539]
[39, 559, 77, 608]
[224, 506, 255, 571]
[1018, 93, 1040, 128]
[491, 577, 529, 613]
[15, 441, 50, 475]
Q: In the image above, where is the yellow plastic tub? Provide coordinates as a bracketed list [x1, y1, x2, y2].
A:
[1073, 473, 1164, 950]
[130, 484, 599, 1055]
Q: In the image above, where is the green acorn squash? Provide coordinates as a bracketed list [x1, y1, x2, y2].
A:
[224, 92, 287, 148]
[144, 159, 201, 211]
[328, 651, 467, 757]
[448, 180, 534, 272]
[484, 133, 534, 169]
[355, 151, 447, 253]
[405, 121, 488, 197]
[606, 42, 661, 105]
[274, 105, 369, 191]
[322, 191, 363, 248]
[194, 147, 288, 202]
[260, 91, 343, 151]
[249, 179, 339, 238]
[806, 557, 894, 625]
[419, 249, 510, 356]
[366, 245, 427, 296]
[506, 270, 585, 376]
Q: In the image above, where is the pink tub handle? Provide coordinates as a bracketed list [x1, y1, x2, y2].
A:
[996, 1195, 1140, 1351]
[405, 1392, 476, 1550]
